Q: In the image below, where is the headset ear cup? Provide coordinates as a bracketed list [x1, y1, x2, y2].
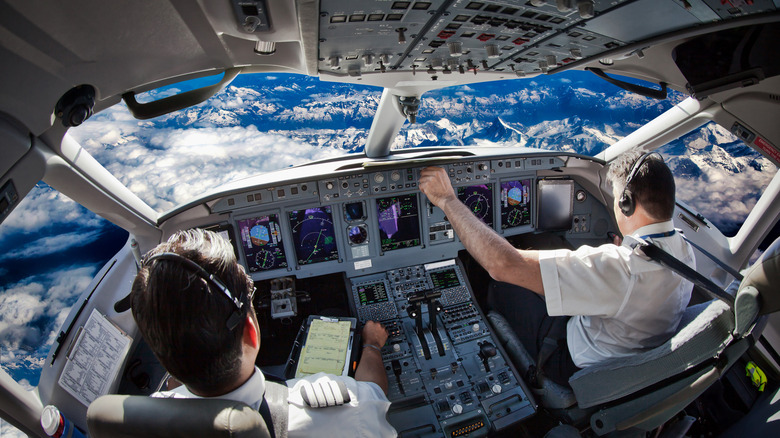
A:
[619, 190, 635, 216]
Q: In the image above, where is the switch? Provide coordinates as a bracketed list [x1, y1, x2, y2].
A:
[448, 41, 463, 57]
[492, 384, 502, 394]
[452, 404, 463, 415]
[579, 0, 595, 19]
[556, 0, 574, 12]
[396, 27, 407, 44]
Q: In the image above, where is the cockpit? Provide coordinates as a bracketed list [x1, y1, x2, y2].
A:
[1, 0, 780, 437]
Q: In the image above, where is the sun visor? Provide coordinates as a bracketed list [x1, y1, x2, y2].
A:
[673, 23, 780, 99]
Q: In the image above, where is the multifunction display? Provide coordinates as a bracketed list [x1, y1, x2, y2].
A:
[500, 180, 532, 229]
[356, 282, 389, 306]
[289, 206, 339, 265]
[376, 194, 421, 252]
[537, 179, 575, 231]
[457, 184, 493, 227]
[430, 268, 461, 290]
[237, 214, 288, 272]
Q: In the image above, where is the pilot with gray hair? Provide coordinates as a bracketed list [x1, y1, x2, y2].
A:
[131, 228, 396, 437]
[419, 150, 695, 386]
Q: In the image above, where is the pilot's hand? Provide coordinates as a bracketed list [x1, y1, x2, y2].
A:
[362, 320, 388, 349]
[608, 231, 623, 246]
[419, 166, 457, 209]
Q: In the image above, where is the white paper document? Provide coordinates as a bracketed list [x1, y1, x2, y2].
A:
[58, 309, 132, 405]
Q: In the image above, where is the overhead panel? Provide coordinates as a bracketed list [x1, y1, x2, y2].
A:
[318, 0, 779, 79]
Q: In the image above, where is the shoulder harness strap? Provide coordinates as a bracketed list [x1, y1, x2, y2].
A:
[258, 381, 289, 438]
[632, 239, 735, 307]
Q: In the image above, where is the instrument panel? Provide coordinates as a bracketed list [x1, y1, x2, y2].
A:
[212, 156, 611, 281]
[351, 259, 535, 436]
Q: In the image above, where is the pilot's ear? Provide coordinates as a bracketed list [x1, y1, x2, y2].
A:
[243, 314, 259, 348]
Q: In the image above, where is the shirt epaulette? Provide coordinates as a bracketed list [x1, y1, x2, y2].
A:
[299, 377, 351, 408]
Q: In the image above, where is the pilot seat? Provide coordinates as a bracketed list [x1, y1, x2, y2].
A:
[487, 236, 780, 436]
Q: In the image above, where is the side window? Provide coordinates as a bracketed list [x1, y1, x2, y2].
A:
[0, 183, 127, 391]
[659, 121, 778, 237]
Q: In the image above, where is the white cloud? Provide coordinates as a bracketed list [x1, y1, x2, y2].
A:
[0, 185, 102, 237]
[0, 265, 98, 379]
[0, 419, 28, 438]
[74, 122, 346, 211]
[0, 230, 102, 261]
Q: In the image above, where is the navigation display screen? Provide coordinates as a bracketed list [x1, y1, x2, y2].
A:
[376, 194, 421, 252]
[537, 179, 574, 231]
[430, 269, 460, 290]
[357, 282, 389, 306]
[237, 214, 288, 272]
[457, 184, 493, 227]
[500, 179, 532, 229]
[289, 206, 339, 265]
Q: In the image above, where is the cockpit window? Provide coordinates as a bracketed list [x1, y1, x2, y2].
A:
[658, 121, 778, 237]
[0, 183, 127, 387]
[399, 71, 686, 155]
[69, 74, 382, 212]
[69, 71, 689, 213]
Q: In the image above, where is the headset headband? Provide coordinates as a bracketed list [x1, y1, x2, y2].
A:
[144, 252, 247, 330]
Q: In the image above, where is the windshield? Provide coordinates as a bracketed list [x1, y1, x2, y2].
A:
[69, 71, 683, 213]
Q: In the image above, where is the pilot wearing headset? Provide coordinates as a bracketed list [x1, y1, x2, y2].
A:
[419, 150, 695, 386]
[131, 229, 396, 437]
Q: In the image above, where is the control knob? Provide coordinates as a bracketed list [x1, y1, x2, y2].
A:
[452, 404, 463, 415]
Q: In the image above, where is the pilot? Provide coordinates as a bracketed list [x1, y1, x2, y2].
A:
[419, 150, 695, 386]
[130, 229, 396, 437]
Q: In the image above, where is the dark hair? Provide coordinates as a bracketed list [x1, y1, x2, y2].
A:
[607, 150, 676, 221]
[131, 229, 254, 395]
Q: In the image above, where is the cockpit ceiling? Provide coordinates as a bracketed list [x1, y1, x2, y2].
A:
[317, 0, 779, 81]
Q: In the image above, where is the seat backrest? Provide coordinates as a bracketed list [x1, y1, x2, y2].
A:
[87, 394, 271, 438]
[734, 236, 780, 336]
[569, 299, 734, 408]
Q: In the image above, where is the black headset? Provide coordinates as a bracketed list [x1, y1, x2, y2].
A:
[618, 151, 662, 217]
[143, 252, 248, 330]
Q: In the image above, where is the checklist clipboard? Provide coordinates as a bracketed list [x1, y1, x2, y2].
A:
[287, 315, 356, 378]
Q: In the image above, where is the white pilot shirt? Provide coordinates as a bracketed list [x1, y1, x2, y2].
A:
[153, 367, 397, 438]
[539, 221, 695, 368]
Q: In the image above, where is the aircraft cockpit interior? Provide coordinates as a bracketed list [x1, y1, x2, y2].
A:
[1, 0, 780, 437]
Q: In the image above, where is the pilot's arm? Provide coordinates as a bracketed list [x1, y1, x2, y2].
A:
[355, 320, 389, 395]
[419, 166, 544, 295]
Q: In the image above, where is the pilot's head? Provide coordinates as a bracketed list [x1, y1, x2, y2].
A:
[607, 150, 676, 222]
[131, 229, 258, 396]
